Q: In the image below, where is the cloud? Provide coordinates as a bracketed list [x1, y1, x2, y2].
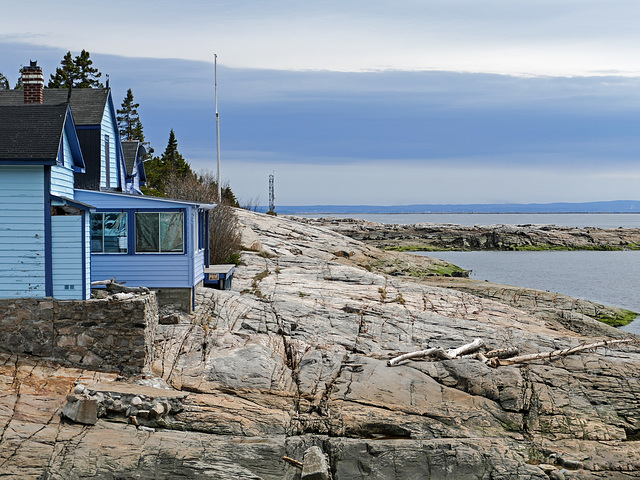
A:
[4, 1, 640, 75]
[2, 42, 640, 205]
[219, 158, 640, 206]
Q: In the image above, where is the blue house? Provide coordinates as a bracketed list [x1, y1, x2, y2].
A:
[122, 140, 147, 195]
[0, 68, 129, 194]
[0, 96, 91, 299]
[0, 61, 222, 309]
[75, 189, 214, 310]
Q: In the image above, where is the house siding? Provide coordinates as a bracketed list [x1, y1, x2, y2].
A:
[52, 216, 85, 300]
[50, 132, 75, 198]
[0, 167, 46, 298]
[74, 190, 209, 290]
[84, 212, 91, 299]
[100, 105, 119, 190]
[90, 254, 191, 288]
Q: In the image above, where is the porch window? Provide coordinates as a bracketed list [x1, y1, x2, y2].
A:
[135, 212, 184, 253]
[91, 212, 128, 253]
[197, 210, 206, 250]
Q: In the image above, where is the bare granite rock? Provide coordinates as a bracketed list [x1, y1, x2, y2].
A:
[2, 209, 640, 479]
[308, 216, 640, 251]
[301, 445, 330, 480]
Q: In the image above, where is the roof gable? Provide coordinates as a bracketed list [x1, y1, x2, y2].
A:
[122, 141, 148, 175]
[0, 104, 69, 163]
[0, 88, 110, 125]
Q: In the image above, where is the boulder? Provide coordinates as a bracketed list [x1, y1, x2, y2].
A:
[301, 446, 329, 480]
[61, 395, 98, 425]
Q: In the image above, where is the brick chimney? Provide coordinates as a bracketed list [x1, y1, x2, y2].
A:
[22, 61, 44, 104]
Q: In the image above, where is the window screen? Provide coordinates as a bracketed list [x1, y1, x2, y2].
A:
[90, 212, 127, 253]
[135, 212, 184, 253]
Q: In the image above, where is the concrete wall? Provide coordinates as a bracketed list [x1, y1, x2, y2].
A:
[0, 293, 158, 374]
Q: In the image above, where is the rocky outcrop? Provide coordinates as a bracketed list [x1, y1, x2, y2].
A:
[307, 217, 640, 251]
[1, 210, 640, 479]
[423, 277, 637, 335]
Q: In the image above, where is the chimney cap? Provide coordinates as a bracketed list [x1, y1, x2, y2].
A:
[22, 60, 42, 73]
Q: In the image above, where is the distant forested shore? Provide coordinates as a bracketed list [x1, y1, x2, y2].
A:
[264, 200, 640, 215]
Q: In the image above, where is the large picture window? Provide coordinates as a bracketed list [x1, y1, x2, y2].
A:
[91, 212, 128, 253]
[135, 212, 184, 253]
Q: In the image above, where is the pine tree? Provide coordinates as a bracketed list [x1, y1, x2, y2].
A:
[117, 89, 144, 141]
[74, 50, 102, 88]
[0, 74, 8, 90]
[48, 50, 102, 88]
[161, 129, 191, 177]
[48, 52, 77, 88]
[143, 130, 192, 194]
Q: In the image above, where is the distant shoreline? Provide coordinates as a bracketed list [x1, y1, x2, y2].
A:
[292, 211, 640, 216]
[259, 200, 640, 215]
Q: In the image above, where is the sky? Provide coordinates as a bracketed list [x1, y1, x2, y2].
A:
[2, 0, 640, 207]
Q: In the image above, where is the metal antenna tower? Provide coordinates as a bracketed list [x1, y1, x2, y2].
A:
[268, 173, 275, 214]
[215, 54, 222, 203]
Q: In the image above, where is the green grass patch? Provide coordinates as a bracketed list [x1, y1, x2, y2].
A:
[596, 309, 638, 327]
[226, 252, 242, 265]
[425, 264, 468, 277]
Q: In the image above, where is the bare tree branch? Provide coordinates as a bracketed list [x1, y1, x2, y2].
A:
[487, 339, 635, 367]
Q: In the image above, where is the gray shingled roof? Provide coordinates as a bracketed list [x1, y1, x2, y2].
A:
[0, 88, 109, 125]
[122, 141, 140, 175]
[0, 104, 68, 161]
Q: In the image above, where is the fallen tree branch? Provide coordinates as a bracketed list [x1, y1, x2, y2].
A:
[488, 339, 635, 367]
[387, 348, 439, 366]
[484, 346, 520, 359]
[91, 277, 120, 287]
[282, 456, 303, 468]
[91, 278, 149, 294]
[446, 338, 485, 359]
[387, 338, 485, 366]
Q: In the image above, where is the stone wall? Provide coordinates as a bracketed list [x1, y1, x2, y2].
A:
[0, 293, 158, 374]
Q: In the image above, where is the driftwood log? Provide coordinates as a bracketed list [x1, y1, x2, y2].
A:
[91, 277, 150, 294]
[388, 338, 636, 368]
[388, 338, 485, 366]
[487, 338, 635, 367]
[282, 456, 303, 468]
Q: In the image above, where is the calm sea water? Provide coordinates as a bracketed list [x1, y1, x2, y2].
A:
[414, 250, 640, 333]
[297, 213, 640, 332]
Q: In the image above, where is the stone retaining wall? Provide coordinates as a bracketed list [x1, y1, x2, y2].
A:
[0, 293, 158, 374]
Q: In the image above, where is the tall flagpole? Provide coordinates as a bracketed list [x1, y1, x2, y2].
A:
[215, 54, 222, 203]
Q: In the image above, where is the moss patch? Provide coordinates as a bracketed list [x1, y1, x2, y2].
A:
[596, 309, 638, 327]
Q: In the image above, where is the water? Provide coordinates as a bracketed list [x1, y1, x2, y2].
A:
[299, 212, 640, 229]
[414, 250, 640, 334]
[296, 212, 640, 332]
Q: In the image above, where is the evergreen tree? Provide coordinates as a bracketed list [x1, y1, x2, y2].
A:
[48, 50, 102, 88]
[117, 89, 145, 142]
[74, 50, 102, 88]
[161, 129, 191, 176]
[143, 129, 192, 194]
[14, 68, 23, 89]
[0, 74, 8, 90]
